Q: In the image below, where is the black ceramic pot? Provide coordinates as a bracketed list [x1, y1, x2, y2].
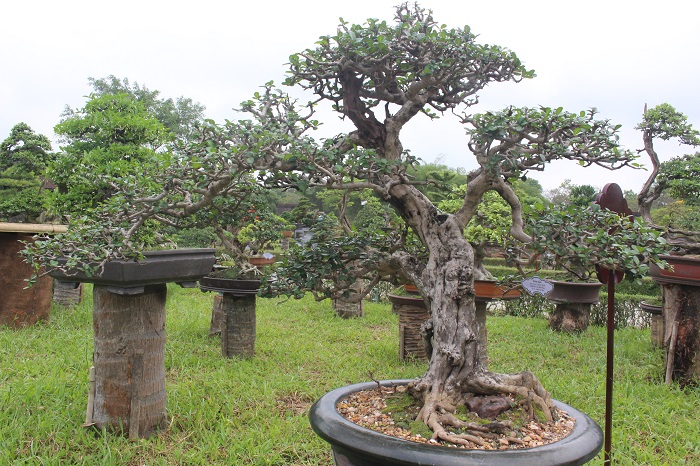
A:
[50, 248, 216, 294]
[309, 379, 603, 466]
[199, 276, 261, 295]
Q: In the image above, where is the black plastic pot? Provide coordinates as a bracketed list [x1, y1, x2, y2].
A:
[50, 249, 216, 294]
[309, 380, 603, 466]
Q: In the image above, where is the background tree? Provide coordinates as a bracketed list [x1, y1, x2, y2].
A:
[75, 75, 206, 144]
[25, 3, 666, 443]
[50, 93, 173, 217]
[0, 123, 55, 222]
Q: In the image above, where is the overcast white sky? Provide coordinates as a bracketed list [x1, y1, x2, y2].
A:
[2, 0, 698, 193]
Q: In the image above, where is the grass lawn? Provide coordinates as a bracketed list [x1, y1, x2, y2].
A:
[1, 284, 698, 465]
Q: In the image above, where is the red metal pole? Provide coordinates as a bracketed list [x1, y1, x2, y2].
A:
[604, 269, 615, 465]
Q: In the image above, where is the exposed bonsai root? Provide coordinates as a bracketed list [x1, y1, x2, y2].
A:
[461, 370, 556, 422]
[409, 370, 556, 445]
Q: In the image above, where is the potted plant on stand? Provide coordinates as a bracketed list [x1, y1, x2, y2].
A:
[510, 201, 667, 333]
[199, 263, 263, 358]
[633, 103, 700, 385]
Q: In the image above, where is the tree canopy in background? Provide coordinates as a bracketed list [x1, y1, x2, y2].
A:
[0, 123, 54, 222]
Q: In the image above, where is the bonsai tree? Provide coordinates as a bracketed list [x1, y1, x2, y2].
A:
[511, 201, 667, 282]
[25, 3, 668, 443]
[633, 103, 700, 386]
[636, 103, 700, 252]
[0, 123, 55, 223]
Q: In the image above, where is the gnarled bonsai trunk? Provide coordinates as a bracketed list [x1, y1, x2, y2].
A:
[390, 185, 555, 443]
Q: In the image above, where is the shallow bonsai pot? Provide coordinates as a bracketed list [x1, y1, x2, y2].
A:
[403, 284, 420, 294]
[248, 256, 276, 267]
[387, 293, 425, 306]
[309, 379, 603, 466]
[649, 254, 700, 286]
[639, 300, 662, 315]
[546, 281, 603, 304]
[475, 280, 521, 300]
[199, 276, 261, 295]
[50, 248, 216, 294]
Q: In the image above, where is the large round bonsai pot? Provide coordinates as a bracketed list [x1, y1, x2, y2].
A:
[649, 254, 700, 286]
[309, 380, 603, 466]
[546, 281, 603, 304]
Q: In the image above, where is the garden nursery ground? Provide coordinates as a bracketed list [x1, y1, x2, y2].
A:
[0, 284, 698, 465]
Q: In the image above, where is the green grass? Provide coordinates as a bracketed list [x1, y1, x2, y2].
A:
[1, 285, 698, 465]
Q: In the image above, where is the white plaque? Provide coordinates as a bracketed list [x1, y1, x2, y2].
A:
[521, 277, 554, 296]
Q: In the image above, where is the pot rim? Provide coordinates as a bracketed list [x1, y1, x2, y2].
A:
[309, 379, 603, 466]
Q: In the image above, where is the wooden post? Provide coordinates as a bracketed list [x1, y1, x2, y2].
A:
[396, 299, 430, 361]
[91, 284, 168, 438]
[332, 280, 364, 318]
[0, 233, 53, 327]
[662, 283, 700, 386]
[220, 294, 256, 358]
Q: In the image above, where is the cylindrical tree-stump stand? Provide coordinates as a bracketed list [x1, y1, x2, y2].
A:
[90, 284, 168, 438]
[53, 280, 84, 307]
[661, 283, 700, 386]
[388, 294, 429, 361]
[221, 294, 256, 358]
[549, 302, 592, 333]
[333, 280, 365, 318]
[398, 299, 430, 361]
[209, 293, 224, 336]
[0, 232, 53, 328]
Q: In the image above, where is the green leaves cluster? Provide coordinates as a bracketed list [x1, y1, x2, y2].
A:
[286, 2, 530, 122]
[635, 103, 700, 145]
[49, 93, 173, 215]
[524, 203, 668, 281]
[0, 123, 54, 222]
[657, 152, 700, 205]
[467, 106, 637, 176]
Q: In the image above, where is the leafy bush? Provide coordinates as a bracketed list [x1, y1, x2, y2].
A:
[174, 227, 216, 248]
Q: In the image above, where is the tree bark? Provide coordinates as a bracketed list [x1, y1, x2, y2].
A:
[91, 284, 168, 438]
[332, 279, 364, 318]
[386, 184, 554, 440]
[662, 284, 700, 386]
[221, 294, 256, 358]
[0, 233, 53, 328]
[548, 302, 591, 333]
[209, 293, 224, 336]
